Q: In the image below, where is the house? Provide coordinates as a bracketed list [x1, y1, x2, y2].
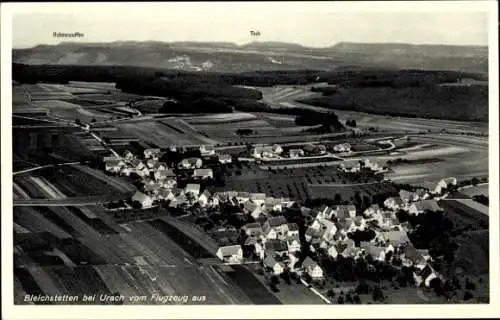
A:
[154, 169, 174, 181]
[242, 223, 263, 237]
[144, 148, 162, 159]
[236, 192, 251, 203]
[264, 197, 283, 212]
[403, 245, 428, 269]
[243, 201, 262, 219]
[327, 246, 338, 259]
[123, 150, 135, 160]
[302, 257, 323, 280]
[144, 183, 161, 195]
[129, 158, 143, 169]
[178, 157, 202, 169]
[265, 239, 288, 257]
[311, 217, 337, 242]
[305, 227, 323, 244]
[105, 159, 125, 173]
[409, 199, 443, 215]
[254, 241, 265, 259]
[414, 264, 439, 287]
[208, 194, 220, 207]
[153, 161, 168, 171]
[316, 144, 327, 155]
[360, 242, 386, 261]
[263, 255, 285, 275]
[263, 216, 289, 239]
[120, 166, 132, 177]
[289, 149, 305, 158]
[380, 230, 410, 247]
[413, 188, 430, 201]
[198, 189, 211, 207]
[157, 188, 176, 201]
[199, 145, 216, 157]
[185, 183, 201, 196]
[136, 166, 150, 177]
[146, 159, 157, 169]
[316, 205, 335, 219]
[384, 197, 404, 210]
[168, 194, 187, 208]
[162, 178, 177, 189]
[341, 246, 363, 259]
[286, 234, 302, 253]
[272, 144, 283, 154]
[288, 253, 300, 272]
[434, 177, 457, 194]
[333, 143, 351, 152]
[250, 193, 266, 205]
[335, 205, 356, 219]
[218, 154, 232, 164]
[399, 190, 413, 204]
[287, 223, 300, 237]
[364, 204, 382, 217]
[193, 168, 213, 180]
[131, 191, 153, 208]
[216, 245, 243, 264]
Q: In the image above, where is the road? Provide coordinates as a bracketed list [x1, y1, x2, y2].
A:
[13, 162, 84, 176]
[13, 194, 133, 207]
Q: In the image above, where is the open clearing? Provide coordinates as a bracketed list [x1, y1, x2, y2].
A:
[459, 184, 489, 197]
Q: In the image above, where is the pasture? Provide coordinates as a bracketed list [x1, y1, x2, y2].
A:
[32, 100, 113, 122]
[459, 184, 489, 197]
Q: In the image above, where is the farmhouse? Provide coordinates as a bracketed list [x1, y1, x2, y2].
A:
[144, 148, 162, 159]
[409, 199, 443, 215]
[341, 246, 363, 259]
[193, 168, 213, 180]
[200, 145, 216, 157]
[327, 246, 338, 259]
[265, 239, 288, 257]
[157, 188, 176, 201]
[263, 216, 289, 237]
[105, 159, 125, 173]
[434, 177, 457, 194]
[178, 157, 202, 169]
[185, 183, 201, 196]
[242, 223, 263, 237]
[380, 230, 410, 247]
[335, 205, 356, 219]
[305, 227, 324, 244]
[264, 197, 283, 212]
[162, 178, 177, 189]
[218, 154, 232, 164]
[243, 201, 262, 219]
[154, 168, 175, 181]
[384, 197, 405, 210]
[360, 242, 386, 261]
[216, 245, 243, 264]
[399, 190, 413, 204]
[153, 161, 168, 171]
[131, 191, 153, 208]
[414, 264, 440, 288]
[413, 188, 430, 201]
[236, 192, 251, 203]
[302, 257, 323, 280]
[317, 205, 335, 219]
[333, 143, 351, 152]
[123, 150, 135, 160]
[250, 193, 267, 205]
[263, 255, 285, 275]
[403, 245, 428, 269]
[289, 149, 305, 158]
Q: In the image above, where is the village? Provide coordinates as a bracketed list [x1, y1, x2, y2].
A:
[100, 142, 461, 301]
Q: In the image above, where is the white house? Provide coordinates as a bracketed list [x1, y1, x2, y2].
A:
[327, 246, 338, 259]
[263, 216, 289, 239]
[335, 205, 356, 219]
[162, 178, 177, 189]
[243, 201, 262, 219]
[361, 242, 386, 261]
[236, 192, 251, 203]
[272, 144, 283, 154]
[131, 191, 153, 208]
[264, 197, 283, 212]
[185, 183, 201, 197]
[157, 188, 176, 201]
[136, 166, 150, 177]
[216, 245, 243, 264]
[364, 204, 382, 217]
[198, 190, 211, 207]
[263, 255, 285, 275]
[200, 145, 216, 157]
[302, 257, 323, 280]
[218, 154, 232, 164]
[250, 193, 267, 206]
[333, 143, 351, 152]
[434, 177, 457, 194]
[193, 168, 213, 180]
[287, 223, 300, 237]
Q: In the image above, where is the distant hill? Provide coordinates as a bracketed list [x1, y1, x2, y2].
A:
[12, 41, 488, 73]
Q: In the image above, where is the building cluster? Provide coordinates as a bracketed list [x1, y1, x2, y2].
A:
[332, 143, 352, 153]
[338, 159, 387, 174]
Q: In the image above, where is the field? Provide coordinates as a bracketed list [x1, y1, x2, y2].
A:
[14, 204, 251, 304]
[309, 181, 397, 202]
[13, 165, 135, 200]
[114, 119, 216, 148]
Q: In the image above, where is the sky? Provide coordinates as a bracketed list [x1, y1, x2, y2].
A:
[10, 2, 490, 49]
